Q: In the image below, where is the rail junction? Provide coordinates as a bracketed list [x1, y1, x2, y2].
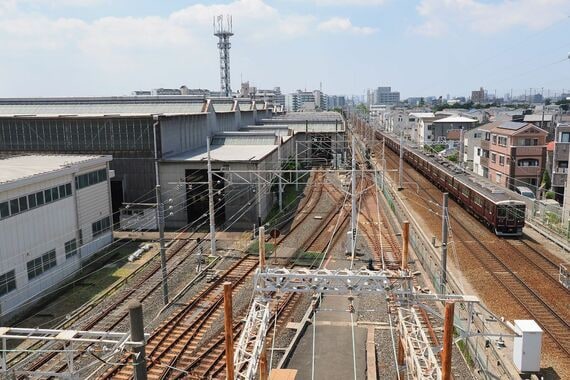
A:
[1, 111, 568, 380]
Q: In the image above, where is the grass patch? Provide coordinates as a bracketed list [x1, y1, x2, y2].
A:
[293, 251, 326, 267]
[456, 336, 475, 368]
[14, 241, 143, 328]
[247, 239, 275, 257]
[264, 184, 304, 227]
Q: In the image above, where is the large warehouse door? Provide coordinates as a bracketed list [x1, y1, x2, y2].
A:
[185, 169, 226, 228]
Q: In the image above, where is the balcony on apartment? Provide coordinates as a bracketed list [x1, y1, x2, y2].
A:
[552, 167, 569, 187]
[514, 164, 542, 177]
[512, 145, 544, 156]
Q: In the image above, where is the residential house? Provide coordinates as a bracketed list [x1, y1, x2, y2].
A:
[463, 128, 484, 174]
[419, 115, 477, 146]
[523, 113, 555, 138]
[479, 121, 548, 193]
[551, 123, 570, 204]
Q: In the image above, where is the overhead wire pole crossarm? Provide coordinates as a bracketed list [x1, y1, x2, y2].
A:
[253, 268, 413, 295]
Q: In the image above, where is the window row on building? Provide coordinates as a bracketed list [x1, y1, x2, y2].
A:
[92, 216, 111, 237]
[0, 182, 72, 220]
[75, 169, 107, 190]
[0, 237, 79, 299]
[27, 249, 57, 280]
[0, 270, 16, 297]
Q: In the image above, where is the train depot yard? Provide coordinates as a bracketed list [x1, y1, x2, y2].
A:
[1, 110, 569, 380]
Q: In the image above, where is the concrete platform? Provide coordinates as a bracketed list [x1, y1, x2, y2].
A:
[286, 295, 368, 380]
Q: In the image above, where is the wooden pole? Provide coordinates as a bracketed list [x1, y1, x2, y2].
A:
[442, 302, 455, 380]
[223, 282, 235, 380]
[397, 337, 405, 366]
[259, 227, 266, 269]
[401, 221, 410, 270]
[259, 345, 268, 380]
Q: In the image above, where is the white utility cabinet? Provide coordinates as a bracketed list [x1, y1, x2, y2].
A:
[512, 320, 543, 373]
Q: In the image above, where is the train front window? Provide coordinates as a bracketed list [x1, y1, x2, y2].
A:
[498, 208, 506, 218]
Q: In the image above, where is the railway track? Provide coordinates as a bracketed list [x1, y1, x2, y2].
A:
[13, 238, 200, 376]
[99, 255, 259, 380]
[270, 170, 325, 246]
[379, 136, 570, 358]
[170, 292, 301, 379]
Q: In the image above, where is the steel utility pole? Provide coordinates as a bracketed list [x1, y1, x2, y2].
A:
[459, 128, 465, 169]
[381, 138, 385, 191]
[351, 135, 357, 267]
[153, 118, 169, 305]
[398, 131, 404, 190]
[295, 142, 299, 191]
[207, 137, 217, 256]
[278, 142, 283, 211]
[441, 193, 449, 293]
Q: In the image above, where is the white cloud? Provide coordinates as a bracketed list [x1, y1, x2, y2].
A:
[170, 0, 277, 25]
[318, 17, 378, 35]
[414, 0, 570, 36]
[314, 0, 386, 5]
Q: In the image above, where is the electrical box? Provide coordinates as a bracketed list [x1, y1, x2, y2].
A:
[512, 320, 543, 373]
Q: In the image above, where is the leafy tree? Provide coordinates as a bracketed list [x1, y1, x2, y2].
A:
[556, 98, 569, 111]
[356, 103, 369, 114]
[541, 170, 551, 190]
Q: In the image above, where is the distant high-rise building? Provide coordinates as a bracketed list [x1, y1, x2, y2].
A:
[471, 87, 485, 103]
[373, 86, 400, 105]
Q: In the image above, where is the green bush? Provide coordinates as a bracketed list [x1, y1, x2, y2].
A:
[545, 191, 555, 199]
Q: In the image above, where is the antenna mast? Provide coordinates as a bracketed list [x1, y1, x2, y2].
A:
[214, 15, 234, 97]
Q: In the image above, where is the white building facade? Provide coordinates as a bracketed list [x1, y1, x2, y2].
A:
[0, 155, 113, 321]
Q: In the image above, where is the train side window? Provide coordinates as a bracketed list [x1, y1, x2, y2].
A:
[474, 195, 482, 206]
[462, 187, 469, 197]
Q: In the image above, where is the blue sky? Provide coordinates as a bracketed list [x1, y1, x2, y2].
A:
[1, 0, 569, 99]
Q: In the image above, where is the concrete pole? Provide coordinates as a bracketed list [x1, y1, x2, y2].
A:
[351, 135, 357, 267]
[401, 221, 409, 271]
[196, 237, 203, 273]
[442, 302, 455, 380]
[128, 302, 147, 380]
[278, 143, 282, 211]
[223, 282, 235, 380]
[441, 193, 449, 293]
[207, 137, 217, 256]
[153, 120, 169, 305]
[398, 132, 404, 190]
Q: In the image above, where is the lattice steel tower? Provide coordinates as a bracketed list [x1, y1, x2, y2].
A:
[214, 15, 233, 97]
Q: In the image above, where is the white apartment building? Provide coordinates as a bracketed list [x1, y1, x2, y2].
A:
[0, 155, 113, 321]
[410, 112, 438, 145]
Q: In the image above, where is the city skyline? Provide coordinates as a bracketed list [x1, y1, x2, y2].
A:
[0, 0, 569, 98]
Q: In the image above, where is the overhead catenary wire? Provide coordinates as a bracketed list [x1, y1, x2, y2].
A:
[1, 182, 251, 318]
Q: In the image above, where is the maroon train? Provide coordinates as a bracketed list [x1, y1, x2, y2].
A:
[377, 130, 526, 237]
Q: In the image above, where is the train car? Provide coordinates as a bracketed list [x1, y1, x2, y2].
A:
[376, 129, 526, 237]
